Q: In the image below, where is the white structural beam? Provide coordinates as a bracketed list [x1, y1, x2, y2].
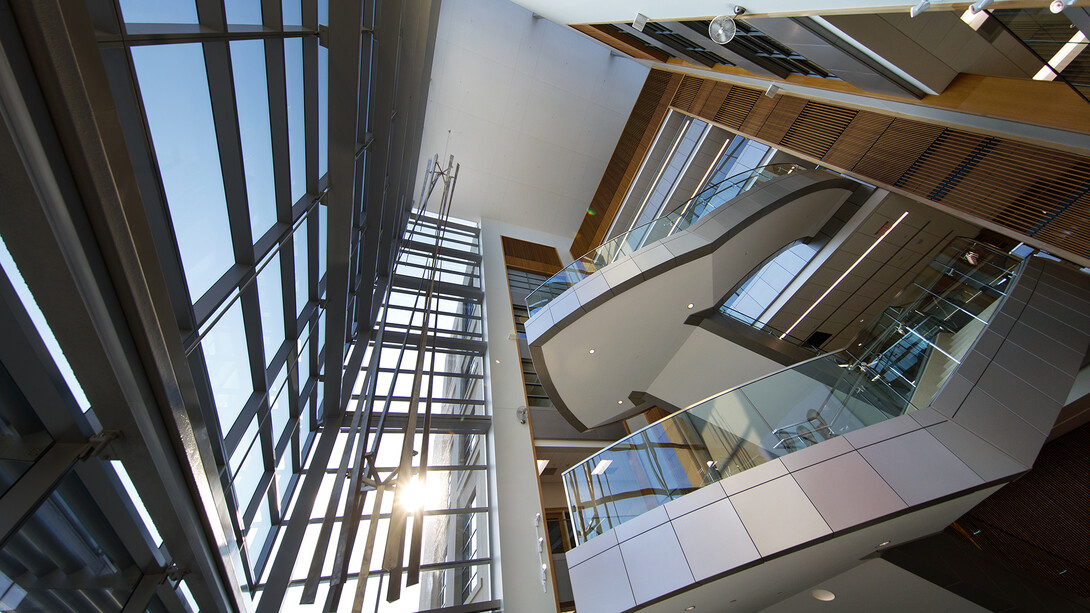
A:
[508, 0, 976, 26]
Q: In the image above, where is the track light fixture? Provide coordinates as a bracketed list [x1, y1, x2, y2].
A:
[1050, 0, 1076, 13]
[969, 0, 993, 13]
[910, 0, 931, 17]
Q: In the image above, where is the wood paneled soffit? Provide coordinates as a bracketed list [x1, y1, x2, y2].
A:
[674, 71, 1090, 264]
[568, 69, 682, 259]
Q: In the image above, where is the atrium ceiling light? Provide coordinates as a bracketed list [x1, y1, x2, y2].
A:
[812, 589, 836, 601]
[588, 348, 596, 354]
[591, 459, 612, 475]
[781, 211, 908, 340]
[910, 0, 931, 18]
[961, 6, 989, 29]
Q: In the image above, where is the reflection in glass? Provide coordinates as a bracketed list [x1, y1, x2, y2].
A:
[132, 43, 234, 302]
[230, 40, 277, 241]
[201, 298, 254, 431]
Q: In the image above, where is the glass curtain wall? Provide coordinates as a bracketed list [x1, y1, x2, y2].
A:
[89, 0, 333, 602]
[253, 212, 495, 612]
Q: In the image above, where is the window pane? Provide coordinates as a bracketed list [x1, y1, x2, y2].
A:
[258, 252, 285, 365]
[294, 222, 308, 315]
[225, 0, 262, 24]
[132, 44, 234, 301]
[281, 0, 302, 26]
[318, 45, 328, 178]
[318, 204, 328, 285]
[233, 431, 265, 512]
[230, 40, 277, 242]
[202, 299, 254, 431]
[284, 38, 306, 202]
[270, 365, 290, 446]
[119, 0, 197, 23]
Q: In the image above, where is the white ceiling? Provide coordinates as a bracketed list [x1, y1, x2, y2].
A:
[760, 559, 988, 612]
[415, 0, 649, 239]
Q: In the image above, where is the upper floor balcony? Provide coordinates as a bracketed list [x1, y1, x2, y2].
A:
[558, 243, 1090, 613]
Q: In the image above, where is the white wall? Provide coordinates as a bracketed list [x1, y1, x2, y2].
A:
[480, 218, 573, 613]
[416, 0, 649, 240]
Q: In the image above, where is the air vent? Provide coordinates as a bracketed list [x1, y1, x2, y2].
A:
[781, 102, 858, 159]
[672, 76, 702, 110]
[715, 85, 760, 128]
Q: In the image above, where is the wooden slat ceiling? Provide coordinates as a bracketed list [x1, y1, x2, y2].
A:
[501, 236, 563, 277]
[568, 69, 682, 259]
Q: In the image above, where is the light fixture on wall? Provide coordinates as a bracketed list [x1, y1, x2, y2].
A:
[910, 0, 931, 17]
[709, 7, 745, 45]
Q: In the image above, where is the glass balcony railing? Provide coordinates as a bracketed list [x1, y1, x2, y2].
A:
[526, 164, 805, 316]
[562, 238, 1024, 544]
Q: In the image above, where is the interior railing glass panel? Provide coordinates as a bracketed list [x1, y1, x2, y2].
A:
[562, 238, 1023, 544]
[526, 164, 803, 316]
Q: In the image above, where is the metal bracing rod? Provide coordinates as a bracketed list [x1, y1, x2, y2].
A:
[320, 204, 436, 612]
[407, 161, 458, 588]
[302, 187, 434, 605]
[384, 156, 458, 603]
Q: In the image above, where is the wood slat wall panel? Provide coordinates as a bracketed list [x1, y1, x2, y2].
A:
[569, 70, 682, 259]
[716, 85, 759, 129]
[781, 102, 858, 160]
[958, 423, 1090, 597]
[672, 76, 702, 112]
[823, 111, 892, 171]
[854, 119, 947, 186]
[501, 236, 563, 276]
[756, 96, 808, 145]
[738, 94, 777, 135]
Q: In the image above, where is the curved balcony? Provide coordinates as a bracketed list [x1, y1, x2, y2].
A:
[563, 238, 1024, 544]
[558, 251, 1090, 613]
[523, 166, 859, 430]
[527, 164, 803, 317]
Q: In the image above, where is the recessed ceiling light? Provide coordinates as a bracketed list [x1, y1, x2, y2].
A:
[588, 349, 595, 354]
[685, 607, 696, 611]
[618, 400, 624, 404]
[687, 303, 695, 309]
[876, 540, 891, 548]
[590, 459, 612, 475]
[811, 589, 835, 602]
[494, 359, 500, 364]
